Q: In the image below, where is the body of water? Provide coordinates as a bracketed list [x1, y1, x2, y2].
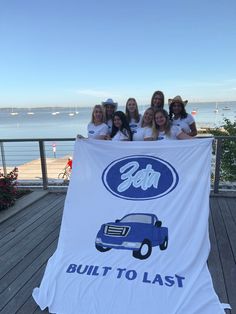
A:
[0, 102, 236, 139]
[0, 102, 235, 167]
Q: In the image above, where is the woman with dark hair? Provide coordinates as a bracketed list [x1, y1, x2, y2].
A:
[153, 109, 192, 140]
[151, 91, 165, 111]
[168, 96, 197, 137]
[133, 107, 154, 141]
[109, 111, 132, 141]
[125, 98, 142, 134]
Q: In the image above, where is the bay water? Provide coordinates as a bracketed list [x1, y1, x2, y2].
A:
[0, 102, 235, 166]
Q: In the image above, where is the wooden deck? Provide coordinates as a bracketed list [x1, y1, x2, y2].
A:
[0, 193, 235, 314]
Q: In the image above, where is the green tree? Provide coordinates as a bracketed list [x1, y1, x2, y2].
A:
[208, 119, 236, 181]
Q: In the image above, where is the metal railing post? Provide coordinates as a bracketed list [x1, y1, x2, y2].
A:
[0, 142, 7, 176]
[214, 138, 222, 194]
[39, 140, 48, 189]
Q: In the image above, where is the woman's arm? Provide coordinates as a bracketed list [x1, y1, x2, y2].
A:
[188, 122, 197, 137]
[177, 131, 194, 140]
[144, 137, 154, 141]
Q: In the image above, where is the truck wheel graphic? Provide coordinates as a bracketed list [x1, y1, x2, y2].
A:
[95, 244, 111, 252]
[132, 239, 152, 260]
[159, 236, 168, 250]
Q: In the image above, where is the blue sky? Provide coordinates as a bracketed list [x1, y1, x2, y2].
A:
[0, 0, 236, 107]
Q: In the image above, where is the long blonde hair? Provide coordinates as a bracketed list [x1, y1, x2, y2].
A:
[91, 105, 105, 124]
[141, 107, 154, 128]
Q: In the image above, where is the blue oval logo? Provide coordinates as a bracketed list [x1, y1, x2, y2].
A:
[102, 155, 179, 200]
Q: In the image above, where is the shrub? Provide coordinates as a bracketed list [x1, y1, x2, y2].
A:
[208, 119, 236, 181]
[0, 167, 18, 210]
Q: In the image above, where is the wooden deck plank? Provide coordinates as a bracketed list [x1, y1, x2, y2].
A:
[210, 197, 236, 313]
[227, 197, 236, 222]
[0, 239, 58, 312]
[208, 202, 229, 304]
[0, 193, 235, 314]
[0, 209, 62, 280]
[0, 193, 59, 235]
[0, 195, 64, 252]
[217, 197, 236, 261]
[0, 264, 47, 314]
[0, 227, 60, 294]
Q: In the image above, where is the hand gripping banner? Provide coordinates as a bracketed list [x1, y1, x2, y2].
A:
[33, 139, 225, 314]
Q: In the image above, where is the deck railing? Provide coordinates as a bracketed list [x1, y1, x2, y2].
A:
[0, 137, 236, 192]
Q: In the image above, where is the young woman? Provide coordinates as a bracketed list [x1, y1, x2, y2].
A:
[109, 111, 132, 141]
[102, 98, 118, 134]
[150, 90, 165, 111]
[168, 95, 197, 137]
[86, 105, 108, 139]
[125, 98, 142, 134]
[153, 109, 192, 140]
[133, 107, 154, 141]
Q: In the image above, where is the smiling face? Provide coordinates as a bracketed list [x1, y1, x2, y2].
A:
[171, 102, 184, 115]
[155, 111, 167, 129]
[127, 100, 137, 113]
[143, 109, 154, 126]
[151, 91, 164, 110]
[92, 105, 104, 124]
[113, 115, 122, 129]
[152, 96, 163, 109]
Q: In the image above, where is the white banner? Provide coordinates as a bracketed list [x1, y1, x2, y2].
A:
[33, 139, 224, 314]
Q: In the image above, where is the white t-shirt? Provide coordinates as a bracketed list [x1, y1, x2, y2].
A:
[172, 114, 195, 134]
[112, 129, 130, 141]
[133, 127, 153, 141]
[87, 123, 108, 139]
[129, 115, 142, 134]
[156, 125, 182, 140]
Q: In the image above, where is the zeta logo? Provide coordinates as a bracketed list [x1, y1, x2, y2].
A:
[102, 155, 179, 200]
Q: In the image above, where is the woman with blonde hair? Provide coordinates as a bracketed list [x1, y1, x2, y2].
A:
[86, 105, 108, 139]
[133, 107, 154, 141]
[125, 98, 142, 134]
[153, 109, 192, 140]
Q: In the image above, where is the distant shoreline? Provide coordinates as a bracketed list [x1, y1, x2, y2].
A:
[0, 100, 236, 110]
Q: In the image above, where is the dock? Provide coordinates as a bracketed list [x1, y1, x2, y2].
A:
[0, 193, 235, 313]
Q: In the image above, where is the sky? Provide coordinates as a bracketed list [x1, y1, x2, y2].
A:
[0, 0, 236, 107]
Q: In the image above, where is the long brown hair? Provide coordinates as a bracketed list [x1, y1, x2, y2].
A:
[125, 98, 140, 123]
[151, 91, 165, 110]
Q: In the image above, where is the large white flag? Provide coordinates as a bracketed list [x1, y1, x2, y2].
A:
[33, 139, 225, 314]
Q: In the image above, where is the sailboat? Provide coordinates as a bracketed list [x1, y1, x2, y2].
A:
[213, 103, 219, 113]
[222, 105, 230, 110]
[10, 107, 18, 115]
[27, 107, 35, 115]
[67, 105, 79, 116]
[68, 106, 75, 116]
[51, 107, 60, 115]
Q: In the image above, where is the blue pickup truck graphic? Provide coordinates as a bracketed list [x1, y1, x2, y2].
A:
[95, 213, 168, 260]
